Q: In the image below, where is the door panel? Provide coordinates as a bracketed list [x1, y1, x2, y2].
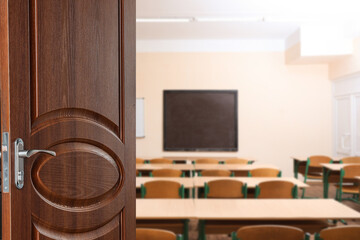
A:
[1, 0, 135, 239]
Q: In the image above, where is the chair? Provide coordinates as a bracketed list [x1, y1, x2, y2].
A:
[335, 165, 360, 202]
[136, 228, 181, 240]
[136, 158, 146, 164]
[255, 180, 298, 199]
[315, 226, 360, 240]
[248, 168, 281, 177]
[341, 156, 360, 163]
[141, 180, 184, 199]
[204, 179, 247, 198]
[194, 158, 219, 164]
[200, 169, 232, 177]
[302, 155, 333, 198]
[224, 158, 250, 164]
[232, 225, 309, 240]
[150, 158, 174, 164]
[139, 182, 188, 240]
[151, 169, 184, 177]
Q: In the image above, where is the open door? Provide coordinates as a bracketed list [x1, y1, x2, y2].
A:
[0, 0, 135, 239]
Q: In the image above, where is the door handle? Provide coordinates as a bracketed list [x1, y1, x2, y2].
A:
[14, 138, 56, 189]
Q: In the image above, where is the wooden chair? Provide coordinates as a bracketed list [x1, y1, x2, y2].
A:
[315, 226, 360, 240]
[255, 180, 298, 199]
[336, 165, 360, 202]
[194, 158, 219, 164]
[141, 180, 184, 199]
[249, 168, 281, 177]
[151, 169, 184, 177]
[204, 179, 247, 198]
[150, 158, 174, 164]
[136, 158, 146, 164]
[200, 169, 232, 177]
[136, 228, 181, 240]
[224, 158, 250, 164]
[341, 156, 360, 163]
[232, 225, 309, 240]
[302, 155, 333, 198]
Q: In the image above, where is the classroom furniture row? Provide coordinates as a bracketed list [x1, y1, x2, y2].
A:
[137, 199, 360, 240]
[292, 156, 360, 201]
[137, 157, 256, 165]
[136, 163, 280, 177]
[136, 177, 308, 198]
[136, 225, 360, 240]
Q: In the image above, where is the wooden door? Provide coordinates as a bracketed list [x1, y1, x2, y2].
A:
[0, 0, 135, 239]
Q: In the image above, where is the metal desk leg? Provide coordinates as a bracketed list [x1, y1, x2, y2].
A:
[323, 168, 331, 198]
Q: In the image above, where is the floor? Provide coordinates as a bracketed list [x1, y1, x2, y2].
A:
[187, 182, 360, 240]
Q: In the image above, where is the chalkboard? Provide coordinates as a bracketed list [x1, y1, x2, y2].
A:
[164, 90, 238, 151]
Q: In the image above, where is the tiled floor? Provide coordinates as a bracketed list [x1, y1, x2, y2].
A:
[188, 182, 360, 240]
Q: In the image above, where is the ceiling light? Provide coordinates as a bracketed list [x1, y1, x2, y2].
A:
[136, 18, 193, 23]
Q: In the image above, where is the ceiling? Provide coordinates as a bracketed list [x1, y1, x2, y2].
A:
[136, 0, 360, 40]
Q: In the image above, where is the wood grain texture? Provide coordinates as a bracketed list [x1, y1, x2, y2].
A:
[0, 0, 11, 239]
[4, 0, 135, 238]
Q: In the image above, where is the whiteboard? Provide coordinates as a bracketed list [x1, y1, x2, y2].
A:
[136, 98, 145, 137]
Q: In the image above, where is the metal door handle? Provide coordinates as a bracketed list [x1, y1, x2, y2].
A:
[15, 138, 56, 189]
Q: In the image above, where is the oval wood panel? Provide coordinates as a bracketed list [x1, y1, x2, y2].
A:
[32, 142, 122, 207]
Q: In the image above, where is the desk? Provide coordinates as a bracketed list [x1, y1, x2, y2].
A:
[193, 177, 309, 189]
[322, 163, 360, 198]
[163, 156, 256, 164]
[136, 164, 195, 171]
[291, 156, 341, 179]
[136, 177, 194, 189]
[194, 164, 278, 171]
[195, 199, 360, 239]
[136, 199, 195, 240]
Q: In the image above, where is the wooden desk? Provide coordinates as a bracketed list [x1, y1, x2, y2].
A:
[136, 199, 196, 219]
[322, 163, 360, 198]
[195, 199, 360, 239]
[136, 199, 195, 240]
[194, 164, 278, 171]
[193, 177, 309, 189]
[136, 177, 194, 189]
[136, 164, 194, 171]
[163, 156, 256, 164]
[291, 156, 341, 179]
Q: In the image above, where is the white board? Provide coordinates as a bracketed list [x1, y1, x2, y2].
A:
[136, 98, 145, 137]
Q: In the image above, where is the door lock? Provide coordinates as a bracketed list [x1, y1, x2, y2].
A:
[15, 138, 56, 189]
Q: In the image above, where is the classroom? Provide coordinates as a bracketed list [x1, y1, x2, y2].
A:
[0, 0, 360, 239]
[135, 0, 360, 240]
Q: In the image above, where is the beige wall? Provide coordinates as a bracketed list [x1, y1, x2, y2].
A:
[330, 37, 360, 80]
[136, 52, 332, 176]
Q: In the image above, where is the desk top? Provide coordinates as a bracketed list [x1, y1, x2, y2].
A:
[136, 164, 195, 171]
[136, 199, 196, 219]
[193, 177, 309, 188]
[194, 164, 279, 171]
[321, 163, 360, 171]
[136, 199, 360, 220]
[162, 156, 256, 162]
[194, 199, 360, 220]
[136, 177, 194, 188]
[291, 156, 341, 162]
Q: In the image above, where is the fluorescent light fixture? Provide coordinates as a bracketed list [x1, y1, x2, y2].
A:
[196, 17, 264, 22]
[136, 18, 193, 23]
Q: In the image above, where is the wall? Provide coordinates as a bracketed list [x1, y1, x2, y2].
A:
[330, 37, 360, 80]
[136, 52, 332, 176]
